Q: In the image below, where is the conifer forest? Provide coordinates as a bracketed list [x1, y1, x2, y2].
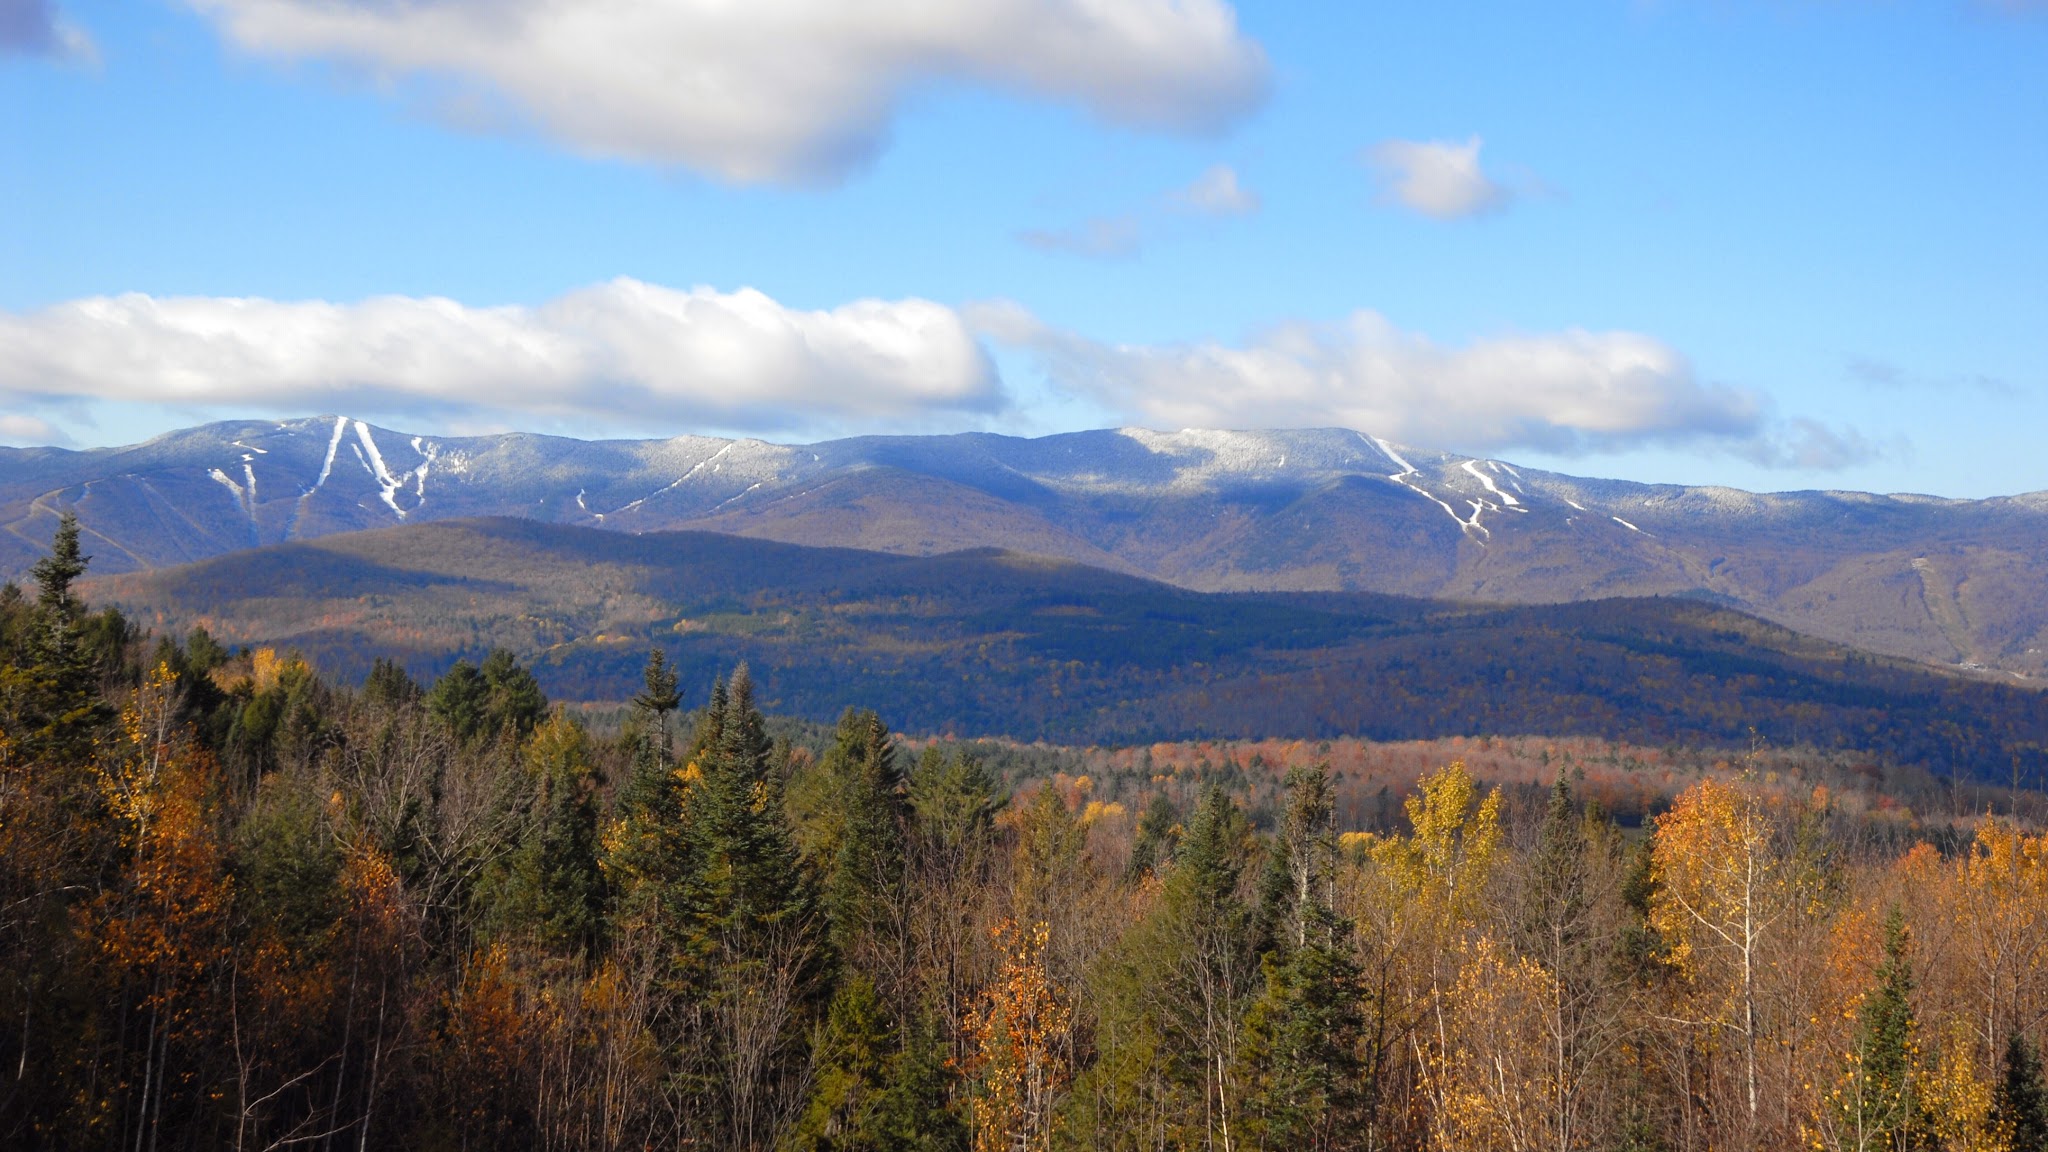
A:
[7, 513, 2048, 1152]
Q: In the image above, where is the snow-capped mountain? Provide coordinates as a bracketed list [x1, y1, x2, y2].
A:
[6, 416, 2046, 678]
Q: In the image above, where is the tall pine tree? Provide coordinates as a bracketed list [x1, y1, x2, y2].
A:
[1992, 1032, 2048, 1152]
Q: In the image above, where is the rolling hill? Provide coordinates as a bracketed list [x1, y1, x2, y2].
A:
[87, 516, 2048, 782]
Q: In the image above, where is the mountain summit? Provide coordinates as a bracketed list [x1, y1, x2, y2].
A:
[7, 416, 2046, 678]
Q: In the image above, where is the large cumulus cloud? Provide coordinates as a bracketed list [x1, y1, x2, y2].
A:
[0, 280, 1006, 434]
[186, 0, 1270, 184]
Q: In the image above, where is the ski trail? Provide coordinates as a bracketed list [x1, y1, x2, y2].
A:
[312, 415, 347, 492]
[619, 442, 736, 514]
[1462, 459, 1521, 506]
[353, 420, 409, 518]
[1369, 434, 1418, 476]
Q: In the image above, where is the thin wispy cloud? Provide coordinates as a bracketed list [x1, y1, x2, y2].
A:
[185, 0, 1269, 186]
[0, 281, 1005, 435]
[1365, 136, 1515, 220]
[1017, 216, 1144, 259]
[1, 0, 92, 60]
[1173, 164, 1261, 216]
[1021, 163, 1260, 258]
[1847, 355, 2019, 398]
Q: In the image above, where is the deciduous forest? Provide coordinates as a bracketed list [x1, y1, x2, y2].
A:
[7, 514, 2048, 1152]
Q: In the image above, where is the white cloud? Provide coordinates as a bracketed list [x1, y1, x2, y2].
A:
[187, 0, 1269, 185]
[1366, 136, 1513, 220]
[969, 302, 1781, 458]
[0, 280, 1005, 434]
[1174, 163, 1259, 216]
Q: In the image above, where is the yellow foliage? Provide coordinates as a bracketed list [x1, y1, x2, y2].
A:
[966, 920, 1070, 1152]
[1431, 935, 1560, 1152]
[94, 661, 181, 839]
[1079, 799, 1124, 826]
[1369, 760, 1503, 919]
[1648, 775, 1785, 981]
[1918, 1017, 2000, 1152]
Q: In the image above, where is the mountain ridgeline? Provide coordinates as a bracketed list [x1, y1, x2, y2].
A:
[88, 517, 2048, 782]
[9, 416, 2048, 677]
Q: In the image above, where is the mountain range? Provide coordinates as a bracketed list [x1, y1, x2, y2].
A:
[7, 415, 2047, 679]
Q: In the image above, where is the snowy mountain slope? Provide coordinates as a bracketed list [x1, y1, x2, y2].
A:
[5, 417, 2045, 677]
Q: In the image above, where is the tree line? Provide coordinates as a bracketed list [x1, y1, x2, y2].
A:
[5, 513, 2048, 1152]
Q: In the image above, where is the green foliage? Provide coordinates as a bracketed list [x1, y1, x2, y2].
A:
[1837, 906, 1926, 1150]
[1080, 785, 1260, 1147]
[486, 712, 607, 955]
[1993, 1032, 2048, 1152]
[361, 655, 420, 707]
[787, 975, 967, 1152]
[817, 710, 907, 959]
[1239, 764, 1362, 1150]
[1126, 791, 1178, 883]
[907, 745, 999, 865]
[426, 647, 547, 743]
[232, 769, 346, 950]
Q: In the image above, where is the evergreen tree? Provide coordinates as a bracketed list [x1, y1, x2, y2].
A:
[1082, 785, 1258, 1147]
[29, 511, 87, 619]
[361, 656, 420, 707]
[1238, 763, 1361, 1151]
[1992, 1032, 2048, 1152]
[1126, 791, 1179, 883]
[426, 658, 488, 740]
[907, 746, 998, 868]
[16, 512, 105, 757]
[789, 974, 967, 1152]
[1521, 770, 1591, 960]
[666, 666, 827, 1150]
[491, 712, 606, 955]
[633, 647, 682, 767]
[1839, 906, 1925, 1151]
[479, 647, 547, 737]
[822, 710, 907, 962]
[184, 625, 229, 674]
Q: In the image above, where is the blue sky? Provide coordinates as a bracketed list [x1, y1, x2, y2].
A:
[2, 0, 2043, 497]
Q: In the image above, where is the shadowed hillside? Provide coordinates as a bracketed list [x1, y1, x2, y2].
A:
[89, 517, 2048, 781]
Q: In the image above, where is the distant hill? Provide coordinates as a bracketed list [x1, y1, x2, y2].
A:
[8, 417, 2047, 679]
[88, 517, 2048, 782]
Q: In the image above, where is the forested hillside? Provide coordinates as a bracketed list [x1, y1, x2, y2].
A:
[8, 515, 2048, 1151]
[92, 517, 2048, 782]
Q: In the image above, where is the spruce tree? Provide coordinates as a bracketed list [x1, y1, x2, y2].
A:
[823, 711, 907, 961]
[19, 512, 103, 757]
[492, 713, 606, 956]
[789, 974, 966, 1152]
[907, 746, 998, 869]
[1840, 906, 1924, 1151]
[1992, 1032, 2048, 1152]
[1126, 791, 1178, 882]
[632, 647, 682, 767]
[1081, 785, 1257, 1145]
[669, 666, 825, 1149]
[1239, 763, 1361, 1150]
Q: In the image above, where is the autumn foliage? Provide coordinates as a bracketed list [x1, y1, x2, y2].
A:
[4, 514, 2048, 1151]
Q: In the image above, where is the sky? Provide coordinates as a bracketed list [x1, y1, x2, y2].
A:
[1, 0, 2044, 497]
